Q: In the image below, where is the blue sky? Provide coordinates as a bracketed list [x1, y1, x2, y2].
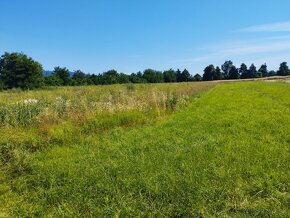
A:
[1, 0, 290, 74]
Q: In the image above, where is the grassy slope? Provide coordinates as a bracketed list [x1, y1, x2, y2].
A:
[1, 81, 290, 217]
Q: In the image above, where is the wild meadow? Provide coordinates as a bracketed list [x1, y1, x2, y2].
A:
[0, 81, 289, 217]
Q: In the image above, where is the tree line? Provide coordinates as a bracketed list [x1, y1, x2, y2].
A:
[45, 67, 196, 87]
[202, 61, 290, 81]
[0, 52, 289, 90]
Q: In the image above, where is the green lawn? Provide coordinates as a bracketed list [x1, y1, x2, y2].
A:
[1, 81, 290, 217]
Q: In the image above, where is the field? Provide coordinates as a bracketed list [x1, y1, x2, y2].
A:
[0, 81, 289, 217]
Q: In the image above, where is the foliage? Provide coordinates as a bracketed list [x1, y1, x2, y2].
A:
[44, 75, 62, 86]
[52, 67, 71, 86]
[0, 52, 43, 90]
[72, 70, 88, 85]
[221, 60, 233, 79]
[180, 69, 191, 82]
[228, 66, 240, 79]
[239, 63, 248, 79]
[143, 69, 164, 83]
[214, 66, 223, 80]
[248, 64, 258, 78]
[193, 73, 202, 81]
[163, 69, 177, 83]
[277, 62, 290, 76]
[203, 64, 215, 81]
[258, 64, 268, 77]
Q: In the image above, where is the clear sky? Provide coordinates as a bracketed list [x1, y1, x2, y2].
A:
[1, 0, 290, 75]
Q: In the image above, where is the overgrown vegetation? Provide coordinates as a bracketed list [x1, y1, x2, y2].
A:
[0, 81, 289, 217]
[0, 82, 213, 127]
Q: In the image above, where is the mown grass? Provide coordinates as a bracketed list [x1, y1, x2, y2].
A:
[1, 81, 290, 217]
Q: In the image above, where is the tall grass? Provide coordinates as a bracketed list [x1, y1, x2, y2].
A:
[0, 83, 213, 128]
[0, 82, 214, 167]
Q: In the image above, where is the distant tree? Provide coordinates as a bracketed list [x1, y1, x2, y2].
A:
[228, 66, 240, 79]
[101, 70, 119, 84]
[176, 69, 182, 82]
[181, 69, 191, 82]
[268, 70, 277, 77]
[129, 72, 146, 83]
[193, 73, 202, 81]
[118, 73, 130, 84]
[53, 67, 71, 85]
[129, 73, 137, 83]
[239, 63, 248, 79]
[136, 71, 143, 79]
[163, 69, 177, 83]
[258, 64, 268, 77]
[44, 75, 62, 86]
[143, 69, 163, 83]
[86, 74, 96, 85]
[72, 70, 87, 85]
[221, 60, 233, 79]
[277, 62, 290, 76]
[0, 52, 43, 89]
[203, 65, 215, 81]
[155, 71, 164, 83]
[90, 74, 103, 85]
[248, 64, 258, 78]
[213, 66, 223, 80]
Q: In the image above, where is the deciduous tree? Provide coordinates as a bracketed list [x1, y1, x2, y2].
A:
[203, 65, 215, 81]
[229, 66, 240, 79]
[258, 64, 268, 77]
[0, 52, 43, 89]
[277, 62, 290, 76]
[221, 60, 233, 79]
[53, 67, 71, 85]
[239, 63, 248, 79]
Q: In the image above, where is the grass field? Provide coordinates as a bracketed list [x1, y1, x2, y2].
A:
[0, 81, 289, 217]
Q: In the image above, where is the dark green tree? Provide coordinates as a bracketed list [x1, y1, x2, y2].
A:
[268, 70, 277, 77]
[203, 65, 215, 81]
[213, 66, 222, 80]
[181, 69, 191, 82]
[228, 66, 240, 79]
[118, 73, 130, 84]
[44, 75, 62, 86]
[0, 52, 43, 89]
[53, 67, 71, 85]
[129, 72, 146, 83]
[221, 60, 233, 79]
[143, 69, 163, 83]
[101, 70, 119, 84]
[176, 69, 182, 82]
[248, 64, 258, 78]
[90, 74, 103, 85]
[72, 70, 87, 85]
[277, 62, 290, 76]
[163, 69, 177, 83]
[239, 63, 248, 79]
[193, 73, 202, 81]
[86, 74, 96, 85]
[258, 64, 268, 77]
